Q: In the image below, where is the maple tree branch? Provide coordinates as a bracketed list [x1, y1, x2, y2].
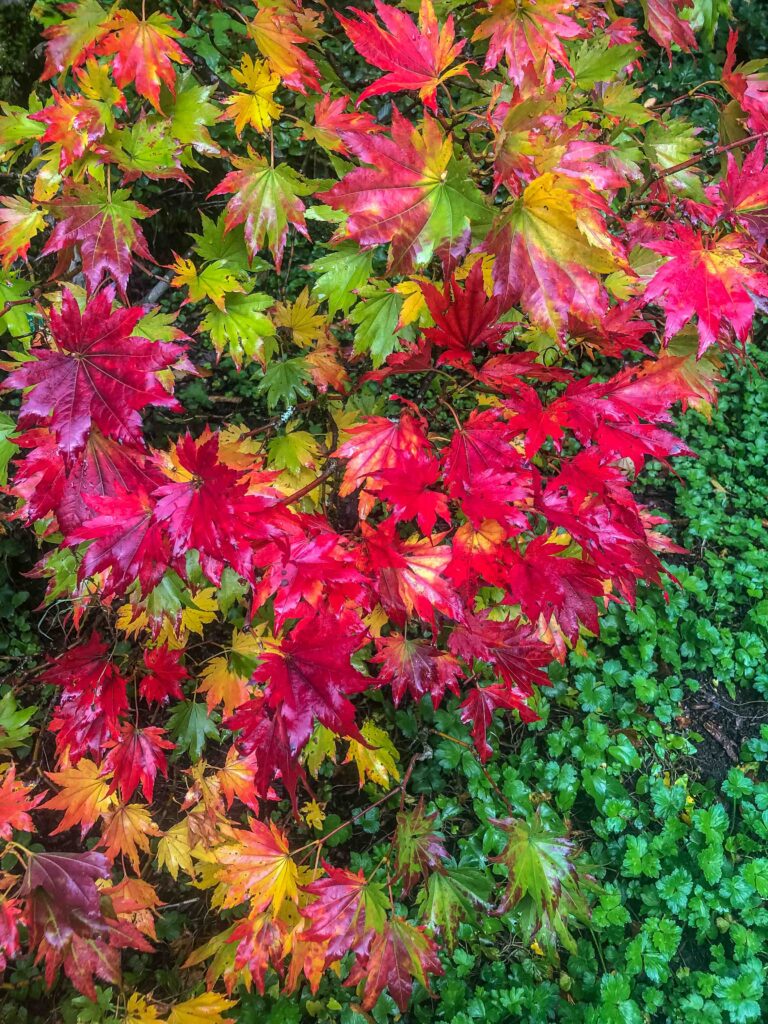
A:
[274, 463, 337, 506]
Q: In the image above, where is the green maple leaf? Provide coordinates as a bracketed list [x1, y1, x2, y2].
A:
[168, 701, 220, 761]
[311, 243, 373, 317]
[350, 287, 404, 367]
[201, 291, 276, 368]
[418, 867, 492, 949]
[256, 357, 313, 409]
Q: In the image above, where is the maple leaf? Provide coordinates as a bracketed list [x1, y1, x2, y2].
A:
[363, 520, 461, 627]
[301, 864, 388, 961]
[42, 759, 115, 837]
[11, 427, 157, 535]
[139, 646, 189, 704]
[99, 802, 161, 870]
[43, 632, 129, 762]
[301, 94, 382, 155]
[247, 4, 320, 94]
[106, 876, 163, 939]
[504, 537, 606, 641]
[420, 262, 511, 366]
[491, 815, 591, 950]
[216, 818, 299, 915]
[209, 151, 314, 270]
[375, 456, 451, 535]
[449, 611, 552, 694]
[20, 848, 151, 998]
[4, 290, 184, 458]
[41, 0, 110, 79]
[228, 911, 287, 994]
[373, 634, 462, 707]
[484, 172, 621, 329]
[103, 723, 174, 802]
[344, 720, 401, 789]
[43, 183, 155, 296]
[69, 490, 170, 597]
[417, 867, 492, 949]
[30, 88, 107, 170]
[645, 226, 768, 354]
[459, 682, 540, 761]
[394, 799, 448, 892]
[254, 610, 369, 753]
[345, 915, 443, 1012]
[322, 109, 490, 273]
[226, 695, 308, 813]
[0, 765, 41, 839]
[167, 993, 236, 1024]
[97, 10, 190, 111]
[0, 196, 45, 268]
[639, 0, 696, 56]
[473, 0, 587, 86]
[151, 430, 282, 586]
[334, 411, 432, 514]
[0, 899, 21, 973]
[718, 144, 768, 247]
[220, 56, 282, 137]
[338, 0, 468, 113]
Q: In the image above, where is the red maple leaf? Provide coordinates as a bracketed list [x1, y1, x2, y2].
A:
[97, 10, 190, 111]
[641, 0, 696, 56]
[363, 520, 461, 628]
[254, 611, 370, 753]
[334, 410, 433, 514]
[20, 850, 152, 1000]
[372, 634, 462, 707]
[717, 143, 768, 247]
[375, 457, 450, 535]
[473, 0, 587, 86]
[420, 262, 511, 366]
[449, 611, 551, 694]
[42, 184, 155, 296]
[43, 632, 129, 763]
[226, 696, 308, 814]
[3, 290, 184, 458]
[69, 490, 170, 598]
[304, 95, 383, 155]
[301, 864, 387, 961]
[338, 0, 468, 113]
[344, 915, 442, 1012]
[138, 647, 189, 705]
[103, 724, 175, 802]
[645, 226, 768, 354]
[151, 430, 283, 586]
[504, 536, 607, 641]
[322, 109, 477, 273]
[460, 683, 539, 761]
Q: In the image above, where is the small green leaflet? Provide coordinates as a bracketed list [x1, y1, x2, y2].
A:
[257, 357, 313, 409]
[168, 701, 220, 761]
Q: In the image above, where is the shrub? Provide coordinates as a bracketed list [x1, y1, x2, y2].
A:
[0, 0, 765, 1017]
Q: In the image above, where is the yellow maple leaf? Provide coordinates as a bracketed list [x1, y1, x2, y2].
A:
[300, 799, 326, 831]
[345, 721, 401, 789]
[394, 277, 429, 327]
[126, 993, 164, 1024]
[99, 803, 161, 871]
[182, 588, 219, 636]
[216, 818, 299, 916]
[169, 255, 244, 311]
[221, 55, 282, 136]
[167, 992, 236, 1024]
[43, 759, 115, 836]
[157, 820, 195, 880]
[273, 287, 325, 347]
